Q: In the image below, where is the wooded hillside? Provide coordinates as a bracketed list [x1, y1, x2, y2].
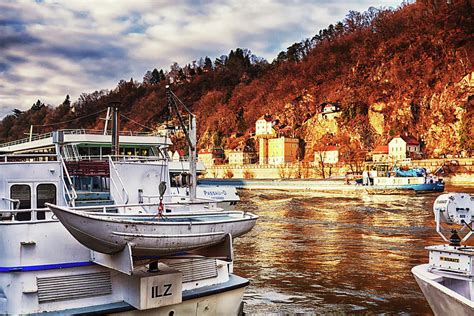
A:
[1, 0, 472, 157]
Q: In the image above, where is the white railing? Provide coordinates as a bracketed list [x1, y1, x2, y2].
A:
[0, 153, 57, 162]
[1, 197, 20, 210]
[108, 156, 129, 204]
[0, 129, 153, 148]
[59, 156, 77, 207]
[0, 208, 54, 222]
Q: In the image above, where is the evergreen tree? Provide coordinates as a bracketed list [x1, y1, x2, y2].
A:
[63, 94, 71, 107]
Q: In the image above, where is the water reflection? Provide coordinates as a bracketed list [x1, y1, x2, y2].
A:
[233, 188, 473, 314]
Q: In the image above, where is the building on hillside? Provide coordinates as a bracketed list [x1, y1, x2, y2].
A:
[198, 148, 225, 167]
[259, 138, 269, 165]
[317, 102, 341, 123]
[388, 135, 421, 161]
[228, 148, 257, 165]
[314, 145, 339, 165]
[255, 114, 276, 137]
[198, 150, 214, 167]
[371, 145, 389, 162]
[319, 102, 341, 114]
[260, 137, 299, 165]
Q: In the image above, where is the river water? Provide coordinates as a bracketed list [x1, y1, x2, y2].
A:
[233, 186, 474, 314]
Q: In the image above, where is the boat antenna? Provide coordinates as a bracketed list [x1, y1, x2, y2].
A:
[110, 101, 121, 160]
[166, 85, 197, 201]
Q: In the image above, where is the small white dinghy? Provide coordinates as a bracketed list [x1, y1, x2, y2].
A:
[47, 203, 258, 256]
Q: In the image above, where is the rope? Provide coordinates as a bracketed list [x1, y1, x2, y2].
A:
[119, 113, 154, 131]
[33, 108, 107, 127]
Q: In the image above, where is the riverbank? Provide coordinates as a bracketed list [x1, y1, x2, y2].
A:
[202, 158, 474, 187]
[199, 177, 474, 192]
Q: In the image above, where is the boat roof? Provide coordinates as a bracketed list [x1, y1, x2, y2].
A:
[0, 129, 172, 153]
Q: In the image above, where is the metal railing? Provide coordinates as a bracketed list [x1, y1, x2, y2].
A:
[108, 156, 129, 204]
[0, 208, 54, 223]
[0, 129, 154, 148]
[59, 156, 78, 207]
[0, 154, 58, 162]
[62, 154, 166, 163]
[1, 197, 20, 210]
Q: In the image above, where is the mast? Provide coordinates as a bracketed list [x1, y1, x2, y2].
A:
[189, 114, 197, 200]
[166, 85, 197, 201]
[110, 102, 120, 160]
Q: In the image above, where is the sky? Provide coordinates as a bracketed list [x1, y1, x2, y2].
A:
[0, 0, 402, 119]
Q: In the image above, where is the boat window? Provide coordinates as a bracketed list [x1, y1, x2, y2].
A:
[78, 146, 89, 157]
[102, 147, 111, 157]
[37, 184, 56, 208]
[11, 184, 31, 209]
[11, 184, 31, 221]
[90, 147, 100, 158]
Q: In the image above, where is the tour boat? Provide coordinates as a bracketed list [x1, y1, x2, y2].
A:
[412, 193, 474, 315]
[0, 88, 253, 314]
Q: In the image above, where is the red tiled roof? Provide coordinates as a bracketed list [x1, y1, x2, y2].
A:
[258, 114, 273, 122]
[393, 135, 419, 145]
[400, 135, 419, 145]
[323, 145, 338, 151]
[372, 145, 389, 154]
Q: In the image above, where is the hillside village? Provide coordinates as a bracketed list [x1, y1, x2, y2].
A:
[194, 98, 470, 176]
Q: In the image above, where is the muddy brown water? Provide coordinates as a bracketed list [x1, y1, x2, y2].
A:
[233, 186, 474, 314]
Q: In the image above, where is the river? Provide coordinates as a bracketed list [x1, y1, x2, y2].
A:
[233, 186, 474, 314]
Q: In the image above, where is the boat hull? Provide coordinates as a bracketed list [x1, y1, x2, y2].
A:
[47, 204, 258, 256]
[412, 264, 474, 316]
[364, 182, 445, 194]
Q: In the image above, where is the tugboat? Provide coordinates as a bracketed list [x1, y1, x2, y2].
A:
[412, 193, 474, 315]
[0, 87, 255, 314]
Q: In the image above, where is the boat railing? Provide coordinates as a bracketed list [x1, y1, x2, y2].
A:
[62, 154, 166, 163]
[108, 156, 130, 204]
[66, 201, 240, 215]
[59, 156, 78, 207]
[0, 129, 154, 148]
[0, 153, 58, 162]
[0, 208, 54, 223]
[1, 197, 20, 210]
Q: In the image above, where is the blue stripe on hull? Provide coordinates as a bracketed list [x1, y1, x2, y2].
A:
[0, 261, 96, 272]
[394, 183, 445, 192]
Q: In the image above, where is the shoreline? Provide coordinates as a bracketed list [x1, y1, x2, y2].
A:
[199, 177, 474, 193]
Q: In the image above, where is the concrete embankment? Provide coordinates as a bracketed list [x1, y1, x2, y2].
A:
[198, 177, 474, 193]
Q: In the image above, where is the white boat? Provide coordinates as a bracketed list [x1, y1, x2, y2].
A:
[0, 88, 254, 314]
[357, 164, 444, 194]
[47, 203, 257, 255]
[0, 132, 239, 209]
[412, 193, 474, 315]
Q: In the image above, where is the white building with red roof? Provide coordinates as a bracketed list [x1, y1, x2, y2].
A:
[388, 135, 421, 161]
[371, 145, 389, 162]
[255, 114, 276, 137]
[314, 145, 339, 164]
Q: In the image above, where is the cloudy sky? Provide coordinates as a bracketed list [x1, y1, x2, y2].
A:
[0, 0, 402, 118]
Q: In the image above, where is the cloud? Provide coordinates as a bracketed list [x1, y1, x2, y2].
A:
[0, 0, 402, 118]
